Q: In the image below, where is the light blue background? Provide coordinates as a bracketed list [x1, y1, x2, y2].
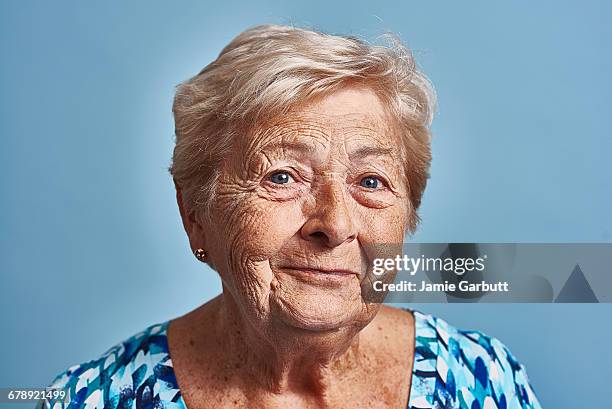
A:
[1, 1, 611, 408]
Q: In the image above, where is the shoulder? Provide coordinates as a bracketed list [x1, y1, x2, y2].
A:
[410, 311, 542, 409]
[362, 305, 415, 353]
[39, 322, 182, 409]
[370, 304, 415, 332]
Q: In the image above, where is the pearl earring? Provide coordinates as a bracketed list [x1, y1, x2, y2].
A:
[193, 248, 207, 262]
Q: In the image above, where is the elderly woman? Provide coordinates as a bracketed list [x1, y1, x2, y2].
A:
[42, 25, 541, 409]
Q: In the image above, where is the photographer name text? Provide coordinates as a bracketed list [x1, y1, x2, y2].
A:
[373, 280, 510, 293]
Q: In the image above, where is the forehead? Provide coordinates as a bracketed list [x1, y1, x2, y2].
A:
[302, 86, 390, 124]
[245, 87, 400, 154]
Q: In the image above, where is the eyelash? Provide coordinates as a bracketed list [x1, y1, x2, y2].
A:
[265, 169, 299, 186]
[264, 169, 390, 190]
[358, 174, 390, 189]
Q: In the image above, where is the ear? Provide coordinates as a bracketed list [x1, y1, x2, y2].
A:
[174, 179, 207, 254]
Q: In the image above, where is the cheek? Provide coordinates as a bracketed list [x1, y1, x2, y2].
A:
[357, 205, 408, 244]
[213, 195, 306, 281]
[236, 199, 306, 257]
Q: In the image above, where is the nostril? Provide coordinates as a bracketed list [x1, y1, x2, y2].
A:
[309, 231, 328, 242]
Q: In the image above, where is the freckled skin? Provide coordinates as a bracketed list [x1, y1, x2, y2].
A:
[169, 87, 417, 408]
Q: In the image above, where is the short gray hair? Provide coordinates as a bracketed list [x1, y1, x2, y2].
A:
[170, 24, 435, 231]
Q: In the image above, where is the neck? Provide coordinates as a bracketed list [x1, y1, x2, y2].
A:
[212, 292, 364, 397]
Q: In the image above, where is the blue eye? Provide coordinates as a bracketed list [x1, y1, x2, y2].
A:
[269, 171, 293, 184]
[360, 176, 381, 189]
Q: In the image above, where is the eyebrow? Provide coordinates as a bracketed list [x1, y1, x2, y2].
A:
[259, 140, 396, 161]
[348, 146, 396, 160]
[260, 140, 318, 155]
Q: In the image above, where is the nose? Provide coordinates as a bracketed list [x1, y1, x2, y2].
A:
[300, 182, 357, 248]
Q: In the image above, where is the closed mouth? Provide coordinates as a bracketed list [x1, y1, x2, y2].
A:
[279, 266, 360, 277]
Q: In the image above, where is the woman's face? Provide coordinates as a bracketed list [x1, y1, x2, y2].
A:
[204, 87, 410, 334]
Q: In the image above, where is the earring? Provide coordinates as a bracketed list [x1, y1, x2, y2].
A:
[194, 248, 207, 262]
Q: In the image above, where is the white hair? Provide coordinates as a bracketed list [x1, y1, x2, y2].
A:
[170, 24, 435, 231]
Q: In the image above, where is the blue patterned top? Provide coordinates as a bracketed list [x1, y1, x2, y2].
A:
[39, 311, 542, 409]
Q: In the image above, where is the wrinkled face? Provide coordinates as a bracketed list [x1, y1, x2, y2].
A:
[206, 87, 410, 334]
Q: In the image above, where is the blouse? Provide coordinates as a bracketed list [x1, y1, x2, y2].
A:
[38, 310, 542, 409]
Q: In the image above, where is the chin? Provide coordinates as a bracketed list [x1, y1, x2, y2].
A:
[269, 293, 366, 333]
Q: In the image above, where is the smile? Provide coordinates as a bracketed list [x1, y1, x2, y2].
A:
[277, 266, 360, 284]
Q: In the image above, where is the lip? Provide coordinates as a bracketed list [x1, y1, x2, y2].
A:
[280, 266, 360, 276]
[277, 266, 360, 286]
